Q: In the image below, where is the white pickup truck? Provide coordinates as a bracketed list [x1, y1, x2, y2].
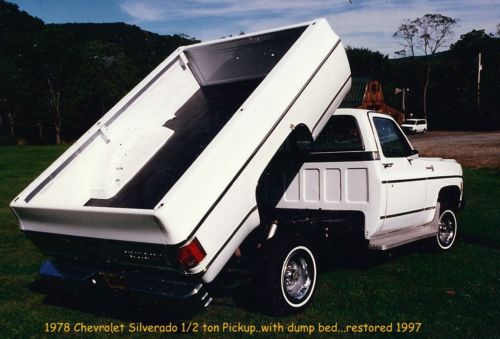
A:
[10, 19, 463, 315]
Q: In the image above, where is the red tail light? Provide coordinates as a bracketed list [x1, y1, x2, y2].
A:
[177, 237, 206, 269]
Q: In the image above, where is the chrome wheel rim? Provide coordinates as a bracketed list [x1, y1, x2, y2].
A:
[281, 247, 315, 305]
[438, 210, 456, 248]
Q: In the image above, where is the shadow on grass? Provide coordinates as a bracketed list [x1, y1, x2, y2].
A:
[320, 241, 426, 271]
[27, 234, 495, 320]
[459, 233, 500, 250]
[28, 279, 201, 323]
[230, 241, 430, 316]
[240, 233, 492, 316]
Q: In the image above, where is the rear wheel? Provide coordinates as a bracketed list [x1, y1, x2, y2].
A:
[255, 233, 317, 315]
[281, 245, 316, 308]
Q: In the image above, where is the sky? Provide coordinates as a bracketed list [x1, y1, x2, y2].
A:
[9, 0, 500, 57]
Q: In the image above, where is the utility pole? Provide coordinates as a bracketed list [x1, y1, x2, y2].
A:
[395, 88, 409, 114]
[402, 89, 406, 112]
[477, 52, 482, 115]
[8, 113, 15, 137]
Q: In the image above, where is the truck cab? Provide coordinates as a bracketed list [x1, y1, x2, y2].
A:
[267, 109, 462, 239]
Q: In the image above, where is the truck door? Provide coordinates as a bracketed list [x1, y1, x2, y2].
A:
[371, 115, 428, 231]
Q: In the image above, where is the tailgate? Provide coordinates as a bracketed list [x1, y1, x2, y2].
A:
[12, 205, 167, 244]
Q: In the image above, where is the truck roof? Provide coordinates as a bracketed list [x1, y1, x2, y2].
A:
[334, 108, 371, 116]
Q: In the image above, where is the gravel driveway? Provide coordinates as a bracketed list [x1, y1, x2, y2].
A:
[408, 131, 500, 169]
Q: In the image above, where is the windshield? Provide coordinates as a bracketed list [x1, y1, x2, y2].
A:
[404, 120, 417, 125]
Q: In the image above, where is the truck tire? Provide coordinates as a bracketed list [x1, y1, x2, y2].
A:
[434, 209, 458, 250]
[256, 233, 317, 315]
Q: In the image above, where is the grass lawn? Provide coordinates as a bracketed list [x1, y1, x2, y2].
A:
[0, 145, 499, 337]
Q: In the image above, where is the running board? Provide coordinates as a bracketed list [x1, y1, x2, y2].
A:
[369, 205, 440, 251]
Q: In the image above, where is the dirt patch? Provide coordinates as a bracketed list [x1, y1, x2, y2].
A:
[408, 131, 500, 169]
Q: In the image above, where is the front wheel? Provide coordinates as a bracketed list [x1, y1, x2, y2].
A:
[255, 234, 317, 315]
[435, 209, 458, 250]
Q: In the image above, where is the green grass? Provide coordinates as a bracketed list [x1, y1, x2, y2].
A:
[0, 146, 499, 337]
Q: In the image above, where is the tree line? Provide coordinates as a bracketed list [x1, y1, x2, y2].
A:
[1, 1, 499, 145]
[0, 0, 198, 144]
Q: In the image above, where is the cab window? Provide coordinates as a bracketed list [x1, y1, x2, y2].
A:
[373, 117, 412, 157]
[313, 115, 364, 152]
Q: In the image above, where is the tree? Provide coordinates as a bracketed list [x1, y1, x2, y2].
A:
[345, 47, 391, 79]
[449, 30, 500, 128]
[393, 14, 458, 117]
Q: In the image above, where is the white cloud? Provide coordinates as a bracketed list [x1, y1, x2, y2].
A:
[120, 0, 500, 56]
[121, 0, 347, 21]
[120, 1, 168, 21]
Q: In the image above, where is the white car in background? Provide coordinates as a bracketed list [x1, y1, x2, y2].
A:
[402, 118, 427, 134]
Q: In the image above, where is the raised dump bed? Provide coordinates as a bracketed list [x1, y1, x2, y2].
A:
[11, 18, 351, 284]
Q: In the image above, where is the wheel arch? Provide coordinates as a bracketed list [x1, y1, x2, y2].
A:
[438, 185, 461, 211]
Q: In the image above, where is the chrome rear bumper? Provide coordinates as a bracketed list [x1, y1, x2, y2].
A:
[39, 260, 212, 307]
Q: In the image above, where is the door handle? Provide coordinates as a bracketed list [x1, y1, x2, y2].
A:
[426, 165, 434, 171]
[383, 163, 394, 168]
